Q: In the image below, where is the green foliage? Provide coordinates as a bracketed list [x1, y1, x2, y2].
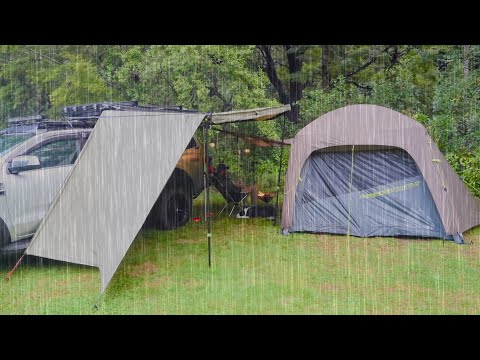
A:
[140, 45, 275, 111]
[445, 151, 480, 198]
[369, 47, 439, 116]
[0, 45, 479, 197]
[301, 76, 366, 122]
[432, 59, 480, 153]
[0, 46, 47, 120]
[46, 54, 119, 114]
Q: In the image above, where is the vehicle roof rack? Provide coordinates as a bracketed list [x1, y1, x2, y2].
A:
[36, 120, 95, 130]
[7, 114, 46, 125]
[3, 118, 95, 135]
[61, 101, 199, 121]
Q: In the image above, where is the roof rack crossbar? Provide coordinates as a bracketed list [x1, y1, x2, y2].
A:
[61, 102, 198, 121]
[7, 114, 45, 124]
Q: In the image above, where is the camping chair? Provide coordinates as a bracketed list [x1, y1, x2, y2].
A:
[210, 172, 249, 217]
[257, 191, 276, 204]
[221, 192, 249, 217]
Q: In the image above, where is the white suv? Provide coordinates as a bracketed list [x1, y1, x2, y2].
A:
[0, 118, 93, 253]
[0, 103, 207, 255]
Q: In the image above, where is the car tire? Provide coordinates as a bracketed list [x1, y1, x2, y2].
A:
[145, 171, 193, 230]
[0, 218, 11, 252]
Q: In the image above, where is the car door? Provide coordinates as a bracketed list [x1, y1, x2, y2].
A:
[176, 136, 204, 195]
[4, 134, 81, 237]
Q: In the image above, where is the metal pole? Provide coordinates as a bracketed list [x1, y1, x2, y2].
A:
[274, 114, 287, 226]
[204, 120, 212, 268]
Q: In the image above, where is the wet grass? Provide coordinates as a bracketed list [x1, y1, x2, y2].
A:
[1, 191, 480, 314]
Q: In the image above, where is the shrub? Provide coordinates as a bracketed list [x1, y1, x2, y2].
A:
[445, 151, 480, 198]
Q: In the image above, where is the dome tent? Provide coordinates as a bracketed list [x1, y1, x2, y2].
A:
[281, 105, 480, 243]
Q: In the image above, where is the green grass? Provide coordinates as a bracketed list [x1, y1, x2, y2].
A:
[1, 191, 480, 314]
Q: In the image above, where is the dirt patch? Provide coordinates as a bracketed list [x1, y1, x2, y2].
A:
[316, 238, 337, 251]
[176, 239, 203, 244]
[296, 235, 342, 251]
[282, 296, 297, 306]
[328, 237, 419, 257]
[317, 283, 347, 292]
[130, 262, 160, 277]
[458, 243, 480, 260]
[147, 275, 172, 288]
[26, 285, 69, 302]
[57, 274, 95, 286]
[183, 278, 201, 288]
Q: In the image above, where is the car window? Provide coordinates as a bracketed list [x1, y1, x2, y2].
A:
[26, 138, 79, 169]
[0, 133, 35, 156]
[186, 137, 198, 149]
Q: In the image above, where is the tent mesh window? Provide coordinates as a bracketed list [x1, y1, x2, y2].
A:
[300, 147, 419, 202]
[293, 146, 449, 239]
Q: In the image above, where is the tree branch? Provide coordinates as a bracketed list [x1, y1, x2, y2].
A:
[345, 78, 372, 93]
[345, 46, 401, 79]
[22, 45, 61, 64]
[345, 57, 375, 78]
[257, 45, 290, 104]
[208, 79, 233, 111]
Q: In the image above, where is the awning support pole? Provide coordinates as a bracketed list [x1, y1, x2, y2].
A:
[204, 118, 212, 268]
[274, 113, 287, 226]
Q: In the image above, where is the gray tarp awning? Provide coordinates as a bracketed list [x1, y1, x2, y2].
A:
[210, 104, 291, 124]
[215, 128, 292, 147]
[24, 105, 291, 294]
[25, 110, 205, 293]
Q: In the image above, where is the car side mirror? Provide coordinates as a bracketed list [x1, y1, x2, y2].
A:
[8, 155, 41, 174]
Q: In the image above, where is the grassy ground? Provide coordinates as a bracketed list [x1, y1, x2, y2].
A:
[1, 191, 480, 315]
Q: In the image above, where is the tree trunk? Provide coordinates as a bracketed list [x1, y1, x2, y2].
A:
[458, 45, 471, 136]
[258, 45, 305, 122]
[257, 45, 289, 105]
[284, 45, 304, 103]
[463, 45, 470, 77]
[321, 45, 331, 90]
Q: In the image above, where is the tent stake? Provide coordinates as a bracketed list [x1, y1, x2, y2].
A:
[274, 113, 287, 226]
[92, 293, 102, 311]
[204, 119, 212, 268]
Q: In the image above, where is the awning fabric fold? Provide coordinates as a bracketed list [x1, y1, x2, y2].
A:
[210, 104, 291, 124]
[26, 110, 205, 293]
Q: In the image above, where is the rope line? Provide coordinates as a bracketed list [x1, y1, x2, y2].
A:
[5, 254, 25, 282]
[346, 145, 355, 238]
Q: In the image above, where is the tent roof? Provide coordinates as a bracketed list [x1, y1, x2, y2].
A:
[281, 104, 480, 236]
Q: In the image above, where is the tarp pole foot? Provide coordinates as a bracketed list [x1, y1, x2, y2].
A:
[92, 293, 102, 311]
[207, 233, 212, 268]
